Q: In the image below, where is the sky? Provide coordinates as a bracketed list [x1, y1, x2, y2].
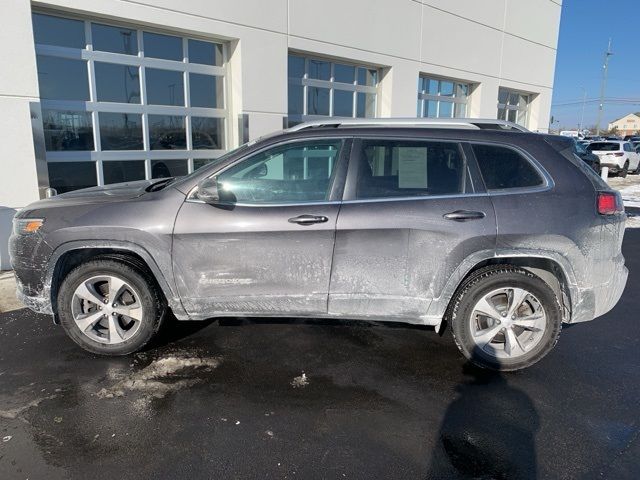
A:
[551, 0, 640, 130]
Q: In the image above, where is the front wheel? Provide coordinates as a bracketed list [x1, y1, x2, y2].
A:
[449, 266, 562, 371]
[57, 258, 166, 355]
[618, 162, 629, 178]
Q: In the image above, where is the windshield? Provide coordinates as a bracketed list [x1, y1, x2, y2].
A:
[587, 142, 620, 152]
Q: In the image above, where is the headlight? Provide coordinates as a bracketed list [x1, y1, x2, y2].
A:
[13, 218, 44, 235]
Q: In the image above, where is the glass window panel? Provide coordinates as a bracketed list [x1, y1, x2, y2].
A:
[472, 144, 543, 190]
[426, 78, 439, 95]
[98, 113, 143, 150]
[94, 62, 140, 103]
[149, 115, 186, 150]
[440, 81, 454, 97]
[308, 59, 330, 80]
[356, 140, 465, 199]
[48, 162, 97, 193]
[143, 31, 183, 61]
[358, 68, 378, 86]
[497, 107, 507, 121]
[146, 68, 184, 106]
[424, 100, 438, 118]
[36, 56, 89, 101]
[288, 83, 304, 115]
[192, 117, 225, 150]
[518, 94, 529, 108]
[439, 101, 453, 118]
[92, 23, 138, 55]
[356, 92, 375, 118]
[334, 64, 355, 84]
[333, 90, 354, 117]
[190, 73, 223, 108]
[417, 100, 422, 117]
[456, 83, 469, 98]
[498, 88, 509, 104]
[32, 14, 85, 49]
[194, 158, 216, 170]
[42, 110, 94, 151]
[288, 55, 305, 79]
[103, 161, 145, 184]
[151, 159, 188, 178]
[508, 109, 517, 123]
[217, 140, 342, 204]
[509, 93, 519, 106]
[454, 102, 467, 118]
[188, 39, 222, 66]
[517, 108, 528, 126]
[307, 87, 330, 116]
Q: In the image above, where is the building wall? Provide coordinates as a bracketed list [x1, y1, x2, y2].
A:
[0, 0, 562, 269]
[608, 113, 640, 137]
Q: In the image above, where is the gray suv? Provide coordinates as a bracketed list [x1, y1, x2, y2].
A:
[10, 119, 628, 371]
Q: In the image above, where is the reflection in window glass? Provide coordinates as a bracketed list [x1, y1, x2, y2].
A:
[356, 140, 465, 199]
[497, 88, 530, 127]
[192, 117, 224, 149]
[308, 59, 330, 80]
[194, 158, 216, 170]
[188, 39, 222, 66]
[99, 113, 143, 150]
[418, 75, 470, 119]
[143, 31, 183, 61]
[356, 92, 375, 118]
[149, 115, 186, 150]
[42, 110, 94, 151]
[190, 74, 223, 108]
[95, 62, 140, 103]
[288, 83, 304, 115]
[439, 101, 453, 118]
[288, 55, 305, 78]
[334, 64, 355, 84]
[307, 87, 330, 116]
[146, 68, 184, 106]
[440, 81, 454, 97]
[357, 68, 377, 86]
[32, 14, 85, 48]
[217, 140, 342, 204]
[151, 160, 188, 178]
[48, 162, 97, 193]
[424, 100, 438, 118]
[92, 23, 138, 55]
[103, 161, 145, 184]
[473, 144, 542, 190]
[36, 56, 89, 101]
[333, 90, 353, 117]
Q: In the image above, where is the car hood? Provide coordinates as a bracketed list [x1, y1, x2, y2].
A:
[17, 179, 167, 214]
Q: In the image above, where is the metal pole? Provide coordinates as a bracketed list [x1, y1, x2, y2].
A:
[579, 87, 586, 132]
[596, 39, 613, 136]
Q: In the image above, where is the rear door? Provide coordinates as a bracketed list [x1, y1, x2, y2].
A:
[328, 137, 496, 323]
[172, 138, 350, 317]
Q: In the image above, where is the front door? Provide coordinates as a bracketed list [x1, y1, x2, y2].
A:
[329, 137, 496, 323]
[172, 138, 349, 318]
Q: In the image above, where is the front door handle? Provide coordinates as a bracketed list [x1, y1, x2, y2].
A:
[443, 210, 486, 221]
[288, 214, 329, 225]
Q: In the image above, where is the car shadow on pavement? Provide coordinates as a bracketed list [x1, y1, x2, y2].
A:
[427, 352, 539, 480]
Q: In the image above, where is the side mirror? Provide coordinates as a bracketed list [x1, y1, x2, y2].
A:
[196, 176, 220, 204]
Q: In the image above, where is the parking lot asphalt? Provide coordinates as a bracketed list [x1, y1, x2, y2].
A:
[1, 230, 639, 480]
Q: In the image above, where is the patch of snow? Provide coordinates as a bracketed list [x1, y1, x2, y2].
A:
[291, 372, 309, 388]
[2, 435, 12, 442]
[0, 394, 58, 420]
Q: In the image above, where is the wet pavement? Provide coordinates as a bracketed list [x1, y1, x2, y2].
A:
[1, 230, 639, 479]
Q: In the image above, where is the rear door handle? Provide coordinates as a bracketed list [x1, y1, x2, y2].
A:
[443, 210, 486, 221]
[288, 214, 329, 225]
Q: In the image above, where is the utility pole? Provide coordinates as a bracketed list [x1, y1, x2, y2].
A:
[596, 38, 613, 136]
[579, 86, 587, 132]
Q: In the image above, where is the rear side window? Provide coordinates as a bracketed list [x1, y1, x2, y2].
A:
[587, 142, 620, 152]
[355, 140, 466, 199]
[623, 143, 632, 152]
[472, 144, 543, 190]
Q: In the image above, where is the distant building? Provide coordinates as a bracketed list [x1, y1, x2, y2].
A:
[608, 113, 640, 137]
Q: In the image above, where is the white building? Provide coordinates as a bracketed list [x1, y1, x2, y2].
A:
[0, 0, 562, 269]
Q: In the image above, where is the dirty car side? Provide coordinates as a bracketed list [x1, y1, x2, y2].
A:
[9, 129, 627, 330]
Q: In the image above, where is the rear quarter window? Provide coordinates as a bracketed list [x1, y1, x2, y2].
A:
[587, 142, 620, 152]
[472, 144, 544, 190]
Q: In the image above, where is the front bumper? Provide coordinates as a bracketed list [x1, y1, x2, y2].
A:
[16, 280, 54, 315]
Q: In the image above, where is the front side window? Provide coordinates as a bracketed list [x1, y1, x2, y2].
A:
[287, 54, 379, 127]
[497, 88, 531, 127]
[355, 140, 467, 200]
[417, 76, 470, 119]
[472, 144, 543, 190]
[32, 12, 228, 193]
[216, 140, 343, 204]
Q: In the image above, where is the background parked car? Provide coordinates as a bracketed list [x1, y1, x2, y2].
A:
[586, 141, 640, 176]
[574, 139, 600, 173]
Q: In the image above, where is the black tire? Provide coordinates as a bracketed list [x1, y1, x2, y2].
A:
[618, 162, 629, 178]
[449, 265, 562, 371]
[57, 258, 166, 355]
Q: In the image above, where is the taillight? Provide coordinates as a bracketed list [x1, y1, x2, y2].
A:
[597, 192, 623, 215]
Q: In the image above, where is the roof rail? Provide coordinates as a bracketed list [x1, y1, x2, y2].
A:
[286, 117, 529, 133]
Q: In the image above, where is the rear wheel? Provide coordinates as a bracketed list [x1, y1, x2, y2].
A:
[449, 266, 562, 371]
[57, 258, 166, 355]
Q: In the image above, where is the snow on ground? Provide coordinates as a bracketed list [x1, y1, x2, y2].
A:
[607, 176, 640, 228]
